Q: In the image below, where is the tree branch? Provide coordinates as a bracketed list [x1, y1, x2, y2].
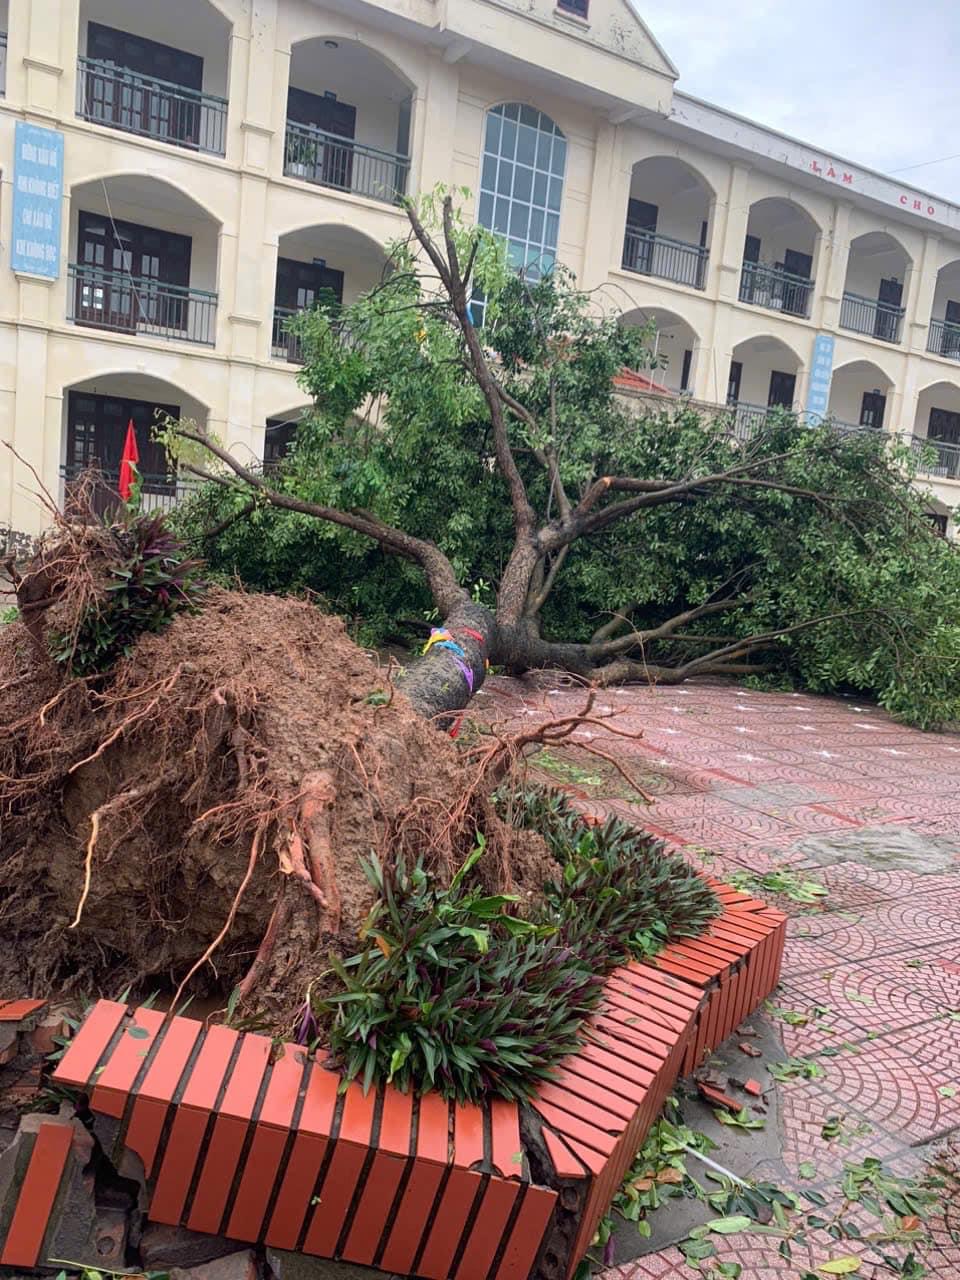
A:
[178, 430, 465, 615]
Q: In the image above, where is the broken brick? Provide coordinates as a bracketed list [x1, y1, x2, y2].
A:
[739, 1042, 762, 1057]
[743, 1079, 764, 1097]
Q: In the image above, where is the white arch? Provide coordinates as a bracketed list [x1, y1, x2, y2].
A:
[746, 194, 821, 237]
[731, 333, 804, 369]
[288, 33, 417, 96]
[831, 358, 895, 388]
[848, 229, 913, 269]
[628, 153, 716, 202]
[69, 170, 225, 229]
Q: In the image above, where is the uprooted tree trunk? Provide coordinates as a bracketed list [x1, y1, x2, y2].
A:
[176, 196, 896, 702]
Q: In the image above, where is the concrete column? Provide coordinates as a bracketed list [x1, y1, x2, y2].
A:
[819, 199, 851, 332]
[413, 55, 459, 196]
[9, 325, 50, 536]
[580, 119, 618, 290]
[239, 0, 279, 173]
[905, 231, 940, 355]
[712, 163, 750, 306]
[223, 361, 259, 462]
[695, 302, 733, 405]
[17, 0, 73, 117]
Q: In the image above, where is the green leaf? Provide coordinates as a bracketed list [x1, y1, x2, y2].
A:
[706, 1215, 753, 1234]
[798, 1161, 817, 1180]
[937, 1084, 957, 1098]
[126, 1025, 150, 1039]
[818, 1259, 861, 1275]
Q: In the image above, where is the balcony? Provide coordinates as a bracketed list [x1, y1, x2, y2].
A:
[739, 263, 813, 318]
[77, 57, 227, 155]
[621, 228, 708, 290]
[272, 306, 304, 364]
[927, 318, 960, 362]
[283, 121, 409, 204]
[60, 463, 201, 517]
[904, 434, 960, 481]
[68, 264, 217, 346]
[839, 291, 905, 344]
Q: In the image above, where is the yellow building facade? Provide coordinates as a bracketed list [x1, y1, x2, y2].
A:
[2, 0, 960, 544]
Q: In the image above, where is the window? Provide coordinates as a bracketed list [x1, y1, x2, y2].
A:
[477, 103, 567, 282]
[557, 0, 589, 16]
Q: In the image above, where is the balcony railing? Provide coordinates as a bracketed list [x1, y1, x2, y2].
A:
[60, 464, 201, 518]
[68, 264, 218, 346]
[272, 306, 304, 364]
[77, 57, 227, 156]
[283, 120, 409, 204]
[927, 318, 960, 362]
[739, 262, 813, 318]
[903, 434, 960, 481]
[0, 33, 7, 98]
[839, 291, 904, 344]
[621, 227, 708, 289]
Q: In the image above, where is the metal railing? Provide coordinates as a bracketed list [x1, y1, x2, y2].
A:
[272, 306, 304, 364]
[725, 400, 782, 441]
[283, 120, 409, 204]
[68, 264, 218, 346]
[0, 33, 7, 98]
[927, 318, 960, 362]
[839, 290, 905, 343]
[77, 57, 227, 156]
[738, 262, 814, 318]
[902, 434, 960, 481]
[60, 464, 202, 518]
[621, 227, 708, 289]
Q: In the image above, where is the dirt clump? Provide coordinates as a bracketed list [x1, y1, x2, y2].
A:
[0, 577, 552, 1033]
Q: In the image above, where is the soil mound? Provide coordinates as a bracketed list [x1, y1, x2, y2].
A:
[0, 584, 552, 1030]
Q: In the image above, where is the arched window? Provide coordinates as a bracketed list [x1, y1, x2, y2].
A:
[477, 103, 566, 279]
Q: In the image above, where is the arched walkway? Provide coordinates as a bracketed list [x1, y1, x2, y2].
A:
[728, 334, 803, 436]
[928, 257, 960, 361]
[271, 224, 390, 363]
[841, 232, 911, 343]
[621, 307, 699, 393]
[77, 0, 232, 155]
[60, 371, 208, 515]
[912, 381, 960, 479]
[827, 360, 894, 431]
[740, 198, 819, 318]
[621, 157, 712, 290]
[285, 38, 414, 203]
[68, 175, 222, 346]
[264, 404, 312, 466]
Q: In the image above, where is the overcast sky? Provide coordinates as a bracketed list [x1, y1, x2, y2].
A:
[640, 0, 960, 203]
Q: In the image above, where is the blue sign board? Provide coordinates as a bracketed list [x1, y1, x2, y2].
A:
[11, 122, 64, 279]
[805, 332, 835, 422]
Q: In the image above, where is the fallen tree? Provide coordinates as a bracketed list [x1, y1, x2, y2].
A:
[175, 193, 960, 729]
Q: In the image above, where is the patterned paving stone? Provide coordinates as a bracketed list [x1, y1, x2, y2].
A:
[476, 679, 960, 1280]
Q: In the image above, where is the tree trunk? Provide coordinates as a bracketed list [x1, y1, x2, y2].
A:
[400, 601, 497, 722]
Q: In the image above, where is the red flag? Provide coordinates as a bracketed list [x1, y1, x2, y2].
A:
[118, 420, 140, 501]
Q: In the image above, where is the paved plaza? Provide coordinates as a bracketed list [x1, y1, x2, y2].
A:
[477, 677, 960, 1279]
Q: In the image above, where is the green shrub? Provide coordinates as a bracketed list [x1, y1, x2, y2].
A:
[322, 788, 720, 1100]
[50, 514, 205, 676]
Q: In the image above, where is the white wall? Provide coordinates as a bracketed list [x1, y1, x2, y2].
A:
[78, 0, 231, 98]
